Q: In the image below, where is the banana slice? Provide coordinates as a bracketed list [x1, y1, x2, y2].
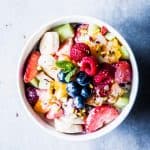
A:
[43, 66, 60, 80]
[40, 32, 59, 55]
[60, 114, 84, 125]
[36, 72, 53, 90]
[54, 118, 83, 133]
[56, 38, 73, 56]
[38, 55, 55, 68]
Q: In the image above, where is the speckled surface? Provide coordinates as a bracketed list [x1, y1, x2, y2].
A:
[0, 0, 150, 149]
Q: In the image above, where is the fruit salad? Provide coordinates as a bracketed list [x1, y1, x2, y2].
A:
[23, 23, 132, 134]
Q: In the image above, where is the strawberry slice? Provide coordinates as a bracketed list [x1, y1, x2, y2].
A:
[101, 26, 108, 35]
[24, 51, 40, 83]
[115, 61, 132, 84]
[85, 105, 119, 133]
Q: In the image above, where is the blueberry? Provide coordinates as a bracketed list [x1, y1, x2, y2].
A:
[81, 86, 92, 98]
[26, 86, 39, 106]
[57, 71, 67, 83]
[73, 96, 85, 109]
[76, 71, 91, 86]
[66, 81, 81, 97]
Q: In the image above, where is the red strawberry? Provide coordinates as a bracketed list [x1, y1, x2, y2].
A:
[24, 51, 40, 83]
[101, 26, 108, 35]
[70, 43, 90, 62]
[93, 70, 110, 85]
[115, 61, 132, 84]
[85, 105, 119, 133]
[80, 56, 98, 76]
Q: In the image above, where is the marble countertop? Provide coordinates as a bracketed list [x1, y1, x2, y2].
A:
[0, 0, 150, 149]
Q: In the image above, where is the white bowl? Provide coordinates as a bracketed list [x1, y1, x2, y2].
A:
[17, 16, 139, 141]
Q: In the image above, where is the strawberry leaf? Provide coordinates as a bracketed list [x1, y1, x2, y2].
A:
[56, 60, 74, 72]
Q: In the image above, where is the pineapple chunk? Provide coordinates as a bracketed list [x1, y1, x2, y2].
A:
[54, 81, 68, 100]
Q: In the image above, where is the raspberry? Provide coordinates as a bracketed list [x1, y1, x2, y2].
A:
[93, 63, 115, 85]
[80, 56, 98, 76]
[101, 63, 115, 77]
[93, 70, 109, 85]
[93, 64, 114, 97]
[70, 43, 90, 62]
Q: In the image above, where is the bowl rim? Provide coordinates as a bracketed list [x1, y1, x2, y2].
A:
[17, 16, 139, 141]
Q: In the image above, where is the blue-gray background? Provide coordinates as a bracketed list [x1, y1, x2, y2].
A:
[0, 0, 150, 150]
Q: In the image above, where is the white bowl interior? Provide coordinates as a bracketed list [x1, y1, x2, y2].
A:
[17, 16, 139, 141]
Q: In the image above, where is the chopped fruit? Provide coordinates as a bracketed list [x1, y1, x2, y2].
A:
[70, 43, 90, 62]
[29, 78, 39, 88]
[24, 23, 133, 134]
[46, 100, 63, 119]
[110, 83, 125, 98]
[36, 89, 53, 101]
[95, 83, 112, 97]
[38, 54, 56, 68]
[115, 61, 132, 84]
[88, 24, 100, 37]
[100, 40, 121, 64]
[101, 26, 108, 35]
[85, 105, 119, 132]
[101, 63, 116, 77]
[56, 60, 74, 72]
[47, 108, 63, 119]
[114, 96, 129, 109]
[66, 81, 81, 97]
[43, 66, 60, 80]
[105, 33, 115, 41]
[76, 71, 91, 86]
[80, 56, 98, 76]
[96, 34, 107, 45]
[36, 72, 52, 82]
[57, 70, 67, 83]
[54, 81, 68, 99]
[73, 96, 85, 109]
[81, 86, 92, 98]
[120, 45, 129, 59]
[36, 72, 53, 90]
[65, 67, 77, 83]
[39, 32, 59, 55]
[24, 51, 40, 83]
[38, 78, 50, 90]
[93, 70, 110, 85]
[26, 87, 39, 106]
[53, 24, 74, 43]
[54, 118, 83, 133]
[74, 24, 89, 43]
[57, 38, 73, 56]
[34, 99, 50, 113]
[58, 54, 71, 61]
[60, 114, 84, 125]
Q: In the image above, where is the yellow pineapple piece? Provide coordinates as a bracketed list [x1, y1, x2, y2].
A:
[99, 39, 121, 64]
[54, 81, 68, 100]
